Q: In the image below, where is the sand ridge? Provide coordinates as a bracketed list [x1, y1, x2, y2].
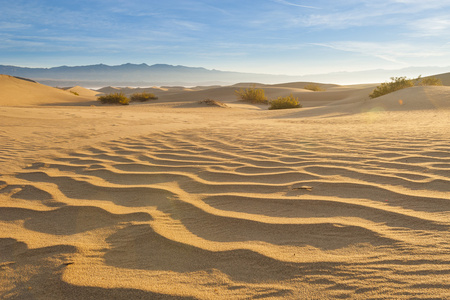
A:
[0, 75, 97, 106]
[0, 77, 449, 299]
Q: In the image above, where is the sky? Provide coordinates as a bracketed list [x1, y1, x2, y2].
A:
[1, 0, 450, 76]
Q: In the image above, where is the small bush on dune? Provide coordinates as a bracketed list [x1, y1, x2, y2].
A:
[199, 99, 228, 108]
[416, 76, 442, 86]
[269, 94, 302, 110]
[235, 86, 268, 104]
[369, 77, 414, 99]
[370, 75, 443, 98]
[98, 93, 129, 105]
[304, 83, 325, 92]
[130, 92, 158, 102]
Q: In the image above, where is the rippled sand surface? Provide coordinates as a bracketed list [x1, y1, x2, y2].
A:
[1, 78, 449, 299]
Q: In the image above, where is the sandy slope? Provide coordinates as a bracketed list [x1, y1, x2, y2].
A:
[0, 75, 97, 106]
[64, 86, 102, 98]
[0, 78, 449, 299]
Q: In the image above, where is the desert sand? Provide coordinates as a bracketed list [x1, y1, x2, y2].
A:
[0, 75, 449, 299]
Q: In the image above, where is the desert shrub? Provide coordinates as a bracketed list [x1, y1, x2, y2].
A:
[199, 99, 228, 108]
[269, 94, 302, 110]
[369, 77, 414, 99]
[130, 92, 158, 102]
[235, 86, 268, 104]
[70, 91, 79, 96]
[304, 83, 325, 92]
[98, 93, 129, 105]
[416, 76, 442, 86]
[370, 75, 444, 99]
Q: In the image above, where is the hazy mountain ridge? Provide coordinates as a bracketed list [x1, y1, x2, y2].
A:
[1, 63, 449, 87]
[0, 63, 299, 87]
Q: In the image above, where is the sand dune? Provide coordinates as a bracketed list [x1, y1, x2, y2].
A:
[90, 81, 378, 108]
[431, 72, 450, 86]
[0, 75, 97, 106]
[0, 77, 449, 299]
[96, 85, 203, 98]
[64, 86, 101, 98]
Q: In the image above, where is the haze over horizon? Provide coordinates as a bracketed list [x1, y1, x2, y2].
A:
[1, 0, 450, 78]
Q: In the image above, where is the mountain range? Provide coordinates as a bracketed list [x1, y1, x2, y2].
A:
[0, 63, 297, 87]
[1, 63, 449, 87]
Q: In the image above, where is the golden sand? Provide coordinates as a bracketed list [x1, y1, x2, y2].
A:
[0, 75, 449, 299]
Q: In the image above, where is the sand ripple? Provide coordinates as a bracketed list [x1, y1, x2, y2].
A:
[1, 127, 449, 299]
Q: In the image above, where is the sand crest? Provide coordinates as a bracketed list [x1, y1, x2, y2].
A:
[0, 77, 449, 299]
[0, 75, 98, 106]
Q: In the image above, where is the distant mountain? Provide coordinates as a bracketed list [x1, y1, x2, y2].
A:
[1, 63, 449, 87]
[0, 63, 300, 87]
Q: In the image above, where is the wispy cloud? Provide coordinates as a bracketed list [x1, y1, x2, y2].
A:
[388, 0, 449, 9]
[172, 20, 205, 31]
[312, 41, 450, 64]
[272, 0, 320, 9]
[288, 1, 450, 30]
[0, 22, 31, 30]
[407, 15, 450, 37]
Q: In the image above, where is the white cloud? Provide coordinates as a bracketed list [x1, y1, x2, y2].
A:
[287, 1, 450, 30]
[408, 15, 450, 37]
[172, 20, 205, 31]
[272, 0, 320, 9]
[312, 41, 450, 65]
[389, 0, 449, 8]
[0, 22, 31, 30]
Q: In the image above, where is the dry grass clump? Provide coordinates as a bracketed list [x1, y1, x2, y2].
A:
[370, 77, 414, 99]
[98, 91, 159, 105]
[304, 83, 325, 92]
[269, 94, 302, 110]
[130, 92, 158, 102]
[198, 99, 229, 108]
[235, 86, 302, 109]
[98, 93, 129, 105]
[235, 86, 268, 104]
[417, 76, 442, 86]
[370, 76, 443, 98]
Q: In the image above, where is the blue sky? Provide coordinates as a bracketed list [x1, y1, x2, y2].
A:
[1, 0, 450, 75]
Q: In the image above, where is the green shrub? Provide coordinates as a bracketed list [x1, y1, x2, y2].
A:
[269, 94, 302, 110]
[98, 93, 129, 105]
[130, 92, 158, 102]
[304, 83, 325, 92]
[369, 77, 414, 99]
[235, 86, 268, 104]
[416, 76, 442, 86]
